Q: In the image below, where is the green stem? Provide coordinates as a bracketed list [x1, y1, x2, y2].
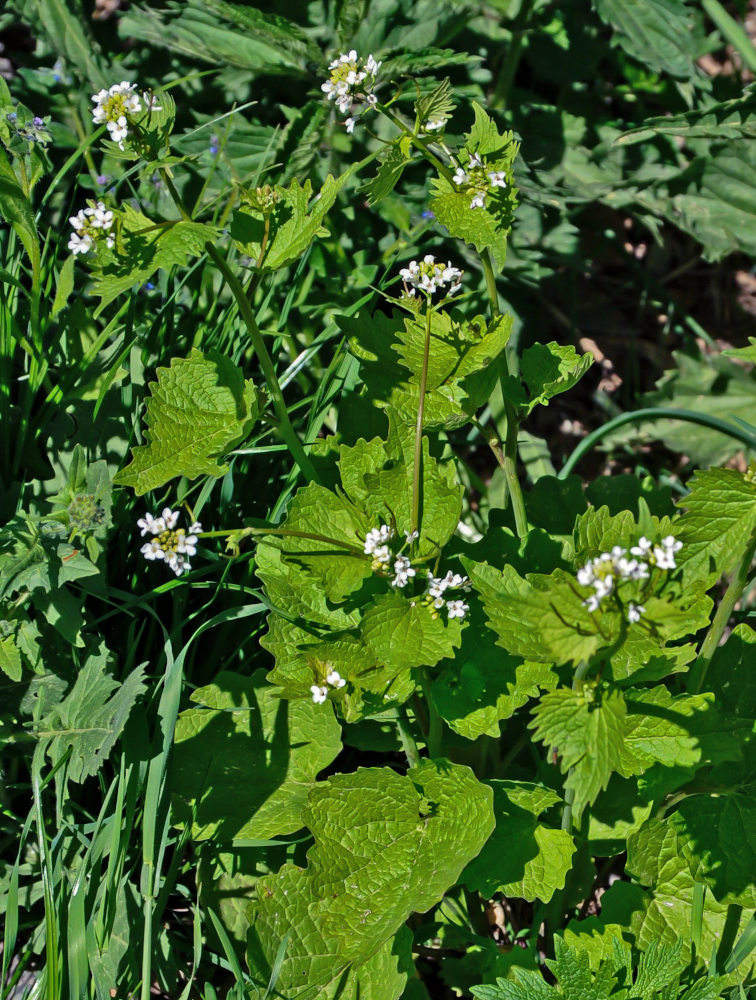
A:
[687, 522, 756, 694]
[490, 0, 535, 110]
[561, 660, 592, 833]
[159, 167, 319, 484]
[480, 249, 528, 538]
[204, 243, 319, 484]
[396, 709, 421, 769]
[419, 668, 443, 759]
[559, 407, 756, 480]
[376, 105, 455, 183]
[411, 304, 433, 535]
[200, 525, 364, 555]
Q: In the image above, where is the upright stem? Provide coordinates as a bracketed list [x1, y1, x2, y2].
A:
[419, 667, 443, 758]
[204, 243, 319, 484]
[560, 660, 591, 833]
[411, 305, 433, 535]
[480, 249, 528, 538]
[397, 709, 421, 769]
[159, 167, 318, 484]
[688, 523, 756, 694]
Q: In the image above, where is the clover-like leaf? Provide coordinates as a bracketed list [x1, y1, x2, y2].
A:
[464, 781, 576, 902]
[114, 349, 262, 494]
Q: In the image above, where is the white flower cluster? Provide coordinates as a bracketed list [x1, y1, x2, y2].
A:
[576, 535, 683, 619]
[137, 507, 202, 576]
[364, 524, 471, 619]
[453, 152, 507, 210]
[321, 50, 380, 132]
[68, 202, 115, 255]
[399, 254, 463, 298]
[423, 118, 446, 133]
[424, 570, 470, 619]
[91, 81, 160, 149]
[311, 669, 346, 704]
[364, 525, 418, 588]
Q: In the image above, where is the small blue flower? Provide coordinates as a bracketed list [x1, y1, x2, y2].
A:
[209, 134, 220, 156]
[420, 210, 435, 220]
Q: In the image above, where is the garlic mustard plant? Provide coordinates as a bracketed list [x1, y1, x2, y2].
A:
[321, 50, 380, 131]
[68, 202, 115, 255]
[91, 81, 160, 148]
[399, 255, 463, 298]
[137, 508, 202, 576]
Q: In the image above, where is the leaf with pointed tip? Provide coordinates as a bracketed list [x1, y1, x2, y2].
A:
[464, 782, 576, 902]
[530, 686, 628, 824]
[361, 592, 464, 674]
[430, 104, 519, 270]
[519, 342, 593, 413]
[230, 171, 354, 271]
[173, 670, 342, 841]
[114, 349, 262, 494]
[33, 643, 146, 783]
[593, 0, 701, 78]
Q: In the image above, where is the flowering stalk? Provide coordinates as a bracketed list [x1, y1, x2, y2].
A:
[157, 167, 319, 485]
[480, 248, 528, 538]
[412, 303, 433, 536]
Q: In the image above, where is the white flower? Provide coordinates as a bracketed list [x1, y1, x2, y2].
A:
[627, 603, 645, 624]
[322, 50, 380, 129]
[630, 536, 653, 557]
[424, 118, 445, 132]
[392, 555, 416, 588]
[452, 152, 507, 210]
[577, 535, 681, 612]
[399, 254, 463, 298]
[310, 684, 328, 704]
[91, 81, 160, 149]
[326, 669, 346, 689]
[137, 507, 202, 576]
[404, 529, 419, 544]
[68, 201, 116, 255]
[446, 599, 468, 619]
[364, 524, 394, 555]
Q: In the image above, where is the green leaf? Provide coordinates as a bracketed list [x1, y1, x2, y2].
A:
[91, 205, 218, 314]
[247, 762, 494, 997]
[114, 349, 262, 494]
[530, 686, 628, 824]
[343, 309, 512, 429]
[466, 560, 611, 665]
[430, 103, 519, 270]
[173, 670, 342, 841]
[230, 171, 354, 271]
[0, 632, 22, 680]
[431, 622, 557, 739]
[22, 0, 108, 89]
[414, 78, 456, 129]
[723, 336, 756, 364]
[518, 342, 593, 414]
[601, 817, 748, 967]
[616, 86, 756, 145]
[33, 643, 146, 783]
[361, 593, 464, 675]
[463, 782, 576, 903]
[593, 0, 701, 78]
[0, 149, 40, 277]
[0, 514, 100, 600]
[677, 467, 756, 584]
[366, 144, 411, 206]
[670, 793, 756, 906]
[51, 254, 75, 319]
